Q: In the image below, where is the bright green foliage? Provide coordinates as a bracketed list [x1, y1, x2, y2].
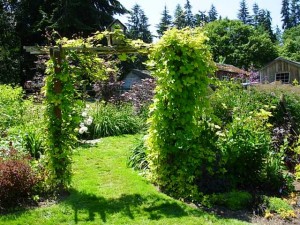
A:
[87, 103, 142, 138]
[0, 85, 25, 132]
[146, 28, 216, 199]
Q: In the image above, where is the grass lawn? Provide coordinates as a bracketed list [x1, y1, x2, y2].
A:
[0, 135, 250, 225]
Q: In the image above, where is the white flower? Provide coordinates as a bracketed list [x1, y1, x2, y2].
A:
[79, 126, 88, 134]
[80, 122, 85, 128]
[85, 116, 93, 126]
[82, 111, 88, 117]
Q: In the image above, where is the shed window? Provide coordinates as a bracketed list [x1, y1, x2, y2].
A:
[275, 73, 289, 83]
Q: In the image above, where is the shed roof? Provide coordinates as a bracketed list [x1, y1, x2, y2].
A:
[260, 57, 300, 71]
[216, 63, 249, 75]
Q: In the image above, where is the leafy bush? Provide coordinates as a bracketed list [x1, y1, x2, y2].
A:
[0, 148, 38, 208]
[217, 110, 272, 188]
[87, 102, 142, 138]
[263, 196, 296, 219]
[0, 85, 25, 132]
[146, 28, 217, 199]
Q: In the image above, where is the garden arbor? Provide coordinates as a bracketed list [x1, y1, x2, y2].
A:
[24, 30, 149, 189]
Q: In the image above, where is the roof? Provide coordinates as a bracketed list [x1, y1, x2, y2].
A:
[216, 63, 249, 75]
[260, 57, 300, 71]
[106, 19, 127, 31]
[130, 69, 152, 79]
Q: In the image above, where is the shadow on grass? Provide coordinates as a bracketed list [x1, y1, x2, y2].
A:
[63, 188, 202, 223]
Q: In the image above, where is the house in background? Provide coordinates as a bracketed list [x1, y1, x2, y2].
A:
[215, 63, 249, 81]
[122, 69, 152, 90]
[259, 57, 300, 84]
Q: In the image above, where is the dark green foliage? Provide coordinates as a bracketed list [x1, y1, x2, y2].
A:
[184, 0, 194, 27]
[209, 191, 252, 211]
[281, 0, 292, 29]
[0, 148, 38, 208]
[0, 6, 21, 84]
[280, 24, 300, 61]
[88, 103, 142, 138]
[208, 5, 218, 22]
[204, 19, 278, 69]
[195, 11, 209, 26]
[156, 5, 172, 37]
[173, 4, 186, 29]
[126, 4, 152, 43]
[237, 0, 251, 24]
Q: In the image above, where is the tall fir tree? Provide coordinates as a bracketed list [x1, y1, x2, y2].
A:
[257, 9, 277, 42]
[184, 0, 194, 27]
[156, 5, 172, 37]
[290, 0, 299, 27]
[281, 0, 292, 29]
[195, 11, 208, 26]
[173, 4, 186, 29]
[252, 3, 260, 26]
[126, 4, 152, 43]
[237, 0, 251, 24]
[208, 4, 218, 22]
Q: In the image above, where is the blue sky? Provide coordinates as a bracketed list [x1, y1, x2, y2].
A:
[116, 0, 282, 35]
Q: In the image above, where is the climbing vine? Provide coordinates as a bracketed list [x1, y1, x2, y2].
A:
[146, 28, 216, 199]
[44, 29, 149, 189]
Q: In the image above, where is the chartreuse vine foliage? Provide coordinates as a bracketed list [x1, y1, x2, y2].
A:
[146, 28, 216, 199]
[44, 29, 149, 189]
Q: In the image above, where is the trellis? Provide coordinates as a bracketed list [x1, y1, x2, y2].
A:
[24, 41, 148, 189]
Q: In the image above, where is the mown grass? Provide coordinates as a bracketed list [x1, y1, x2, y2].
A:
[0, 135, 250, 225]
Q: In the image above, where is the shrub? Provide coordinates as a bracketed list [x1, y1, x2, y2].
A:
[217, 109, 272, 188]
[87, 102, 142, 138]
[0, 85, 25, 132]
[263, 196, 296, 219]
[146, 28, 216, 199]
[0, 148, 38, 208]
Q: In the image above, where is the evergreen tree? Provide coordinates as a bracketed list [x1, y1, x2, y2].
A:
[195, 11, 208, 26]
[156, 5, 172, 37]
[275, 25, 283, 44]
[0, 3, 21, 83]
[257, 9, 276, 42]
[252, 3, 260, 26]
[126, 4, 152, 43]
[237, 0, 251, 24]
[173, 4, 186, 29]
[48, 0, 127, 38]
[281, 0, 292, 29]
[184, 0, 194, 27]
[290, 0, 299, 27]
[208, 4, 218, 22]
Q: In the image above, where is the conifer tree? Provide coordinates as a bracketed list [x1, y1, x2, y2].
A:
[126, 4, 152, 43]
[281, 0, 292, 29]
[184, 0, 194, 27]
[156, 5, 172, 37]
[252, 3, 260, 26]
[208, 4, 218, 22]
[173, 4, 186, 29]
[237, 0, 251, 24]
[195, 11, 208, 26]
[290, 0, 299, 27]
[257, 9, 276, 42]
